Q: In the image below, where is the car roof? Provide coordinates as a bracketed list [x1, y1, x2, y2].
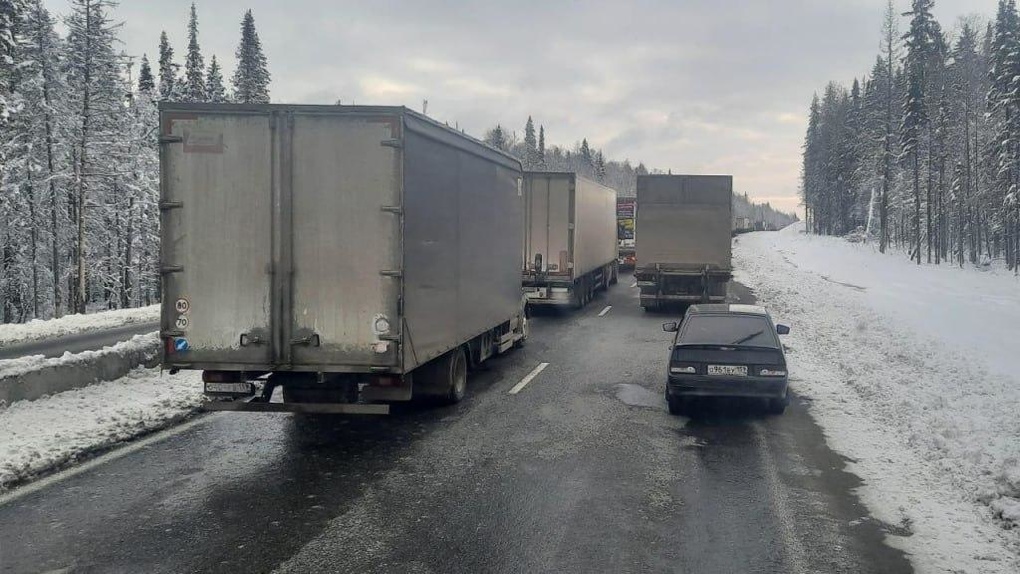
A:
[687, 304, 769, 316]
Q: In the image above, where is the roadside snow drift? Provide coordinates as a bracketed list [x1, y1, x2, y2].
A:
[0, 368, 202, 489]
[0, 304, 159, 346]
[736, 223, 1020, 573]
[0, 334, 160, 404]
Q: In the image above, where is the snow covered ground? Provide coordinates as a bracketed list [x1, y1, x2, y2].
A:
[0, 368, 202, 489]
[0, 304, 159, 346]
[736, 223, 1020, 573]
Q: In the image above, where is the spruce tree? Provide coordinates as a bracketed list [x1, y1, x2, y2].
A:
[183, 3, 205, 102]
[523, 116, 537, 169]
[580, 138, 592, 176]
[901, 0, 938, 263]
[595, 150, 607, 182]
[538, 125, 546, 170]
[232, 9, 270, 104]
[138, 54, 154, 94]
[157, 30, 176, 101]
[485, 124, 506, 150]
[9, 0, 67, 317]
[64, 0, 126, 312]
[205, 55, 226, 103]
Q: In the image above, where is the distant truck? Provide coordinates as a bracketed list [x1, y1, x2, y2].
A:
[733, 216, 753, 235]
[522, 172, 618, 308]
[617, 198, 637, 269]
[635, 175, 733, 310]
[159, 103, 528, 414]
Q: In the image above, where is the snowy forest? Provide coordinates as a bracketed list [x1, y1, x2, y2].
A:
[0, 0, 270, 324]
[801, 0, 1020, 271]
[482, 118, 798, 229]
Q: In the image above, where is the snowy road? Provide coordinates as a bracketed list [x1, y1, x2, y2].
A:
[0, 276, 914, 574]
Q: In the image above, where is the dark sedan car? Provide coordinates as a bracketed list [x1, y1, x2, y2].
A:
[662, 304, 790, 415]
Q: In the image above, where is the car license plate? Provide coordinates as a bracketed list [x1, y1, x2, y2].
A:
[707, 365, 747, 376]
[204, 382, 254, 395]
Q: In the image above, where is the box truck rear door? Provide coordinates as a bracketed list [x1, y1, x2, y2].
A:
[287, 112, 403, 369]
[161, 110, 274, 366]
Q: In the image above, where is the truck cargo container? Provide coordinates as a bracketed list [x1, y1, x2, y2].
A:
[521, 172, 618, 308]
[159, 103, 528, 414]
[733, 216, 753, 235]
[635, 174, 732, 310]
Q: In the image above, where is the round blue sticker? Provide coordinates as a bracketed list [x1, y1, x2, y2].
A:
[174, 337, 190, 352]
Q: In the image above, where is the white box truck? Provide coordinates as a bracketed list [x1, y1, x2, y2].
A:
[159, 104, 528, 413]
[635, 174, 733, 310]
[521, 172, 618, 308]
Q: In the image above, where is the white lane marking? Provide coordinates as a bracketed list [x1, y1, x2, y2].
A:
[509, 362, 549, 395]
[630, 281, 638, 288]
[598, 305, 612, 317]
[0, 414, 213, 507]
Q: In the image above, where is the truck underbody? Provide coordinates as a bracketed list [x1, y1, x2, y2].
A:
[522, 261, 618, 308]
[635, 265, 731, 311]
[197, 313, 527, 415]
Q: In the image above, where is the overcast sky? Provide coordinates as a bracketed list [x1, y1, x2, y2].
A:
[46, 0, 997, 214]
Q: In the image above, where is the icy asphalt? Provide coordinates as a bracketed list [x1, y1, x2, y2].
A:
[0, 277, 912, 574]
[0, 321, 159, 361]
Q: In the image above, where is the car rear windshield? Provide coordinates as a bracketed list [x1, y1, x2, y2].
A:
[679, 315, 778, 348]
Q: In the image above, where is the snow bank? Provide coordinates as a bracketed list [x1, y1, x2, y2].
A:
[0, 368, 202, 489]
[736, 223, 1020, 573]
[0, 332, 157, 379]
[0, 333, 160, 405]
[0, 304, 159, 346]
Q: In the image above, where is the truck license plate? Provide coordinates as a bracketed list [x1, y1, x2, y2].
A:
[707, 365, 747, 376]
[204, 382, 255, 395]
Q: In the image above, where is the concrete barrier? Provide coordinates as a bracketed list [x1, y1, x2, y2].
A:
[0, 334, 160, 405]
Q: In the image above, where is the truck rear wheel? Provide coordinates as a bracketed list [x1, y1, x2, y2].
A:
[415, 348, 468, 405]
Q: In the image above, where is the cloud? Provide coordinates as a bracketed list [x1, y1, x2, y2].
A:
[51, 0, 1000, 215]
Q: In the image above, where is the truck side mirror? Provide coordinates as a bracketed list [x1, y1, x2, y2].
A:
[534, 253, 543, 272]
[662, 322, 679, 333]
[776, 324, 790, 335]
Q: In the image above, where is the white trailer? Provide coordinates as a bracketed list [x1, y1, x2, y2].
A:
[521, 172, 618, 308]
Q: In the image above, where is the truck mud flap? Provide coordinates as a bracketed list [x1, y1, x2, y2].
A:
[203, 400, 390, 415]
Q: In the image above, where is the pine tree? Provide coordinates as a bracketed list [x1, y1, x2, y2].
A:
[205, 54, 226, 102]
[3, 0, 68, 319]
[594, 150, 607, 182]
[231, 9, 270, 104]
[485, 124, 506, 150]
[523, 116, 537, 169]
[182, 3, 204, 102]
[988, 0, 1020, 270]
[879, 0, 900, 252]
[64, 0, 126, 313]
[580, 138, 593, 176]
[157, 30, 176, 101]
[901, 0, 938, 263]
[537, 125, 546, 170]
[138, 53, 154, 94]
